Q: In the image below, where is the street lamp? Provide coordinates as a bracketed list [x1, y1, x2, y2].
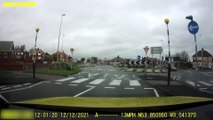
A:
[57, 13, 66, 62]
[186, 15, 199, 70]
[33, 27, 39, 79]
[164, 18, 171, 86]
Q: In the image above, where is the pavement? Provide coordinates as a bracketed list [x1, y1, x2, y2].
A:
[0, 70, 64, 84]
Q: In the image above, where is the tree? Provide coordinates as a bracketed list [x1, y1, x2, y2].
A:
[81, 57, 86, 63]
[91, 57, 98, 64]
[175, 51, 189, 62]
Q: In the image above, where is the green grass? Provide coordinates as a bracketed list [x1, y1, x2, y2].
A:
[25, 66, 81, 77]
[15, 96, 213, 108]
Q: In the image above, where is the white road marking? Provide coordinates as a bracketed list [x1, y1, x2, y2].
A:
[198, 81, 213, 86]
[55, 77, 75, 82]
[124, 88, 135, 90]
[0, 81, 48, 93]
[104, 87, 115, 89]
[73, 86, 95, 97]
[200, 72, 212, 77]
[130, 80, 141, 86]
[209, 80, 213, 84]
[23, 83, 31, 86]
[0, 86, 6, 89]
[133, 75, 136, 78]
[114, 75, 125, 79]
[185, 80, 201, 87]
[69, 84, 78, 86]
[199, 89, 213, 94]
[1, 87, 11, 90]
[109, 80, 122, 86]
[89, 79, 105, 85]
[54, 82, 63, 85]
[104, 74, 108, 78]
[12, 85, 22, 88]
[71, 78, 89, 84]
[144, 88, 159, 97]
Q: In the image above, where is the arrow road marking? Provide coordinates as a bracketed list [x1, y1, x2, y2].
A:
[114, 75, 125, 79]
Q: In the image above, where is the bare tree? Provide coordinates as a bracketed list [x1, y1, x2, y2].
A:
[176, 51, 189, 62]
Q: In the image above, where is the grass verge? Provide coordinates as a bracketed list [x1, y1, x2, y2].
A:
[15, 96, 213, 108]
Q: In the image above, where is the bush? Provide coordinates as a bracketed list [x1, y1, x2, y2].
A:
[49, 62, 70, 70]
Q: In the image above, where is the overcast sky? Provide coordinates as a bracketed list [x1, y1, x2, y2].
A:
[0, 0, 213, 60]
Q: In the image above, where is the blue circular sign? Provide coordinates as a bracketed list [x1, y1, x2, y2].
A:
[188, 21, 199, 34]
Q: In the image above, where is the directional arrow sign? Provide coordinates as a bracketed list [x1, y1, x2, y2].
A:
[188, 21, 199, 34]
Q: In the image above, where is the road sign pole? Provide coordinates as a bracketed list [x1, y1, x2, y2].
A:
[194, 34, 198, 70]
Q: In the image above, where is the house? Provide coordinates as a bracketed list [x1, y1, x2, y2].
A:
[52, 51, 68, 62]
[192, 48, 213, 69]
[0, 41, 15, 63]
[29, 48, 45, 62]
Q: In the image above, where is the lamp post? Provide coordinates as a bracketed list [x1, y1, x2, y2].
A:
[33, 28, 39, 79]
[186, 15, 199, 70]
[57, 13, 66, 62]
[164, 18, 171, 86]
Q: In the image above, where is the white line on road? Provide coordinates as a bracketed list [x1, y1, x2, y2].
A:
[209, 80, 213, 84]
[109, 80, 122, 86]
[185, 80, 201, 87]
[144, 88, 159, 97]
[71, 78, 89, 84]
[54, 82, 63, 85]
[12, 85, 22, 88]
[55, 77, 75, 82]
[200, 72, 212, 77]
[23, 83, 31, 86]
[73, 86, 95, 97]
[0, 81, 48, 93]
[89, 79, 105, 85]
[104, 87, 115, 89]
[198, 81, 213, 86]
[104, 74, 108, 78]
[130, 80, 141, 86]
[114, 75, 125, 79]
[69, 84, 78, 86]
[1, 87, 11, 90]
[0, 86, 6, 89]
[199, 89, 213, 94]
[124, 88, 135, 90]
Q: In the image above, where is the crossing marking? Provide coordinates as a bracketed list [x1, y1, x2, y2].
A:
[130, 80, 141, 86]
[198, 81, 213, 86]
[200, 72, 212, 77]
[0, 86, 6, 89]
[89, 79, 105, 85]
[114, 75, 125, 79]
[71, 78, 89, 84]
[69, 84, 78, 86]
[56, 77, 75, 82]
[104, 74, 108, 78]
[109, 80, 122, 86]
[54, 82, 63, 85]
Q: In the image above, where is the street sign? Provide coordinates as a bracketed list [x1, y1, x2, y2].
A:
[144, 46, 149, 54]
[151, 47, 163, 54]
[188, 21, 199, 34]
[137, 55, 141, 61]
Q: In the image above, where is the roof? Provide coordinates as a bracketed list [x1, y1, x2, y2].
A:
[192, 49, 212, 57]
[52, 51, 68, 57]
[0, 41, 14, 52]
[111, 55, 124, 61]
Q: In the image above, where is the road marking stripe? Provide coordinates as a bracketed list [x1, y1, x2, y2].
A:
[89, 79, 105, 85]
[55, 77, 75, 82]
[0, 86, 6, 89]
[200, 72, 212, 77]
[124, 88, 135, 90]
[109, 80, 121, 86]
[12, 85, 22, 88]
[1, 87, 11, 90]
[209, 80, 213, 84]
[104, 74, 108, 78]
[73, 86, 95, 97]
[54, 82, 63, 85]
[185, 80, 201, 87]
[71, 78, 89, 84]
[130, 80, 141, 86]
[144, 88, 159, 97]
[23, 83, 31, 86]
[69, 84, 78, 86]
[198, 81, 213, 86]
[114, 75, 125, 79]
[104, 87, 115, 89]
